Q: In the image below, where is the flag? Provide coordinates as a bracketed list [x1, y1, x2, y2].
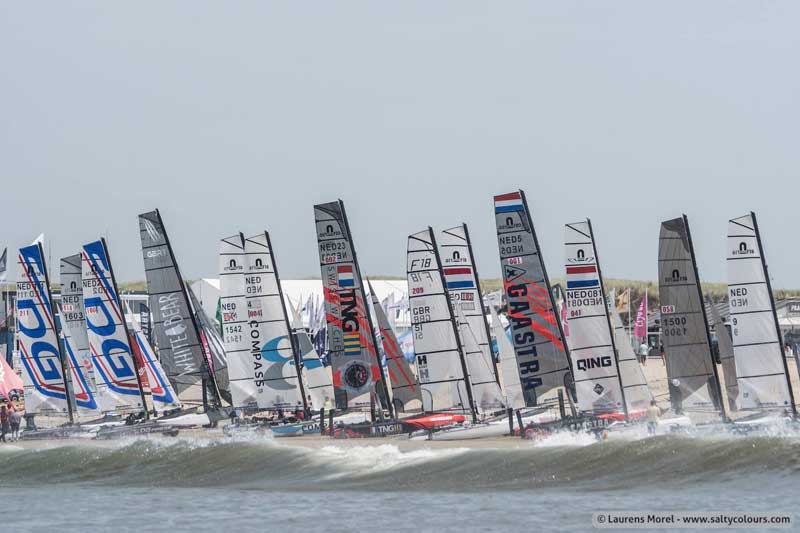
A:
[337, 265, 354, 288]
[0, 247, 6, 282]
[443, 267, 475, 290]
[616, 288, 630, 314]
[566, 265, 599, 289]
[494, 192, 525, 214]
[634, 290, 648, 340]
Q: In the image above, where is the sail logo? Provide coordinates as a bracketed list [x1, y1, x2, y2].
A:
[443, 250, 466, 265]
[319, 224, 343, 238]
[261, 336, 296, 391]
[664, 269, 687, 283]
[567, 249, 595, 264]
[225, 259, 242, 272]
[143, 218, 162, 243]
[593, 383, 605, 396]
[732, 241, 755, 256]
[576, 356, 612, 371]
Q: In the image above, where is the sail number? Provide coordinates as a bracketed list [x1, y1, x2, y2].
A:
[662, 316, 687, 337]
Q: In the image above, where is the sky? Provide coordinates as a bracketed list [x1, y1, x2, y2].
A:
[2, 2, 798, 287]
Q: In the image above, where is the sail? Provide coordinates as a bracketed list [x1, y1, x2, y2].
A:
[563, 221, 626, 415]
[130, 330, 182, 411]
[727, 213, 793, 411]
[138, 210, 213, 406]
[440, 224, 503, 411]
[490, 306, 524, 409]
[15, 244, 71, 416]
[658, 216, 721, 414]
[368, 280, 422, 413]
[708, 298, 738, 411]
[609, 305, 653, 414]
[314, 201, 384, 410]
[59, 254, 99, 413]
[186, 283, 230, 402]
[493, 191, 572, 407]
[243, 232, 304, 409]
[219, 234, 258, 409]
[81, 240, 144, 413]
[289, 302, 334, 411]
[407, 228, 473, 415]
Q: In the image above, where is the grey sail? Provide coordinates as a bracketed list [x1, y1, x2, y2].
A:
[493, 190, 572, 408]
[368, 279, 422, 413]
[407, 227, 475, 417]
[658, 215, 722, 416]
[727, 213, 794, 412]
[138, 210, 215, 407]
[314, 200, 387, 411]
[186, 283, 230, 403]
[708, 297, 738, 411]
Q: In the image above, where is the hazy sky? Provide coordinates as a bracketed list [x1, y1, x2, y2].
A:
[2, 3, 798, 287]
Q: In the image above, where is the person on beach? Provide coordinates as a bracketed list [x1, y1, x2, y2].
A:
[9, 408, 21, 441]
[639, 341, 649, 365]
[0, 405, 9, 443]
[646, 400, 660, 436]
[660, 344, 666, 366]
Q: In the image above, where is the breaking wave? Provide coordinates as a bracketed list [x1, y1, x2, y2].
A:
[2, 434, 800, 491]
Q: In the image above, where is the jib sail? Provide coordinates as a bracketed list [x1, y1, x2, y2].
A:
[609, 304, 653, 414]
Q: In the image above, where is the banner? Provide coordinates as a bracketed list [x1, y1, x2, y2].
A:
[616, 288, 630, 314]
[633, 290, 648, 340]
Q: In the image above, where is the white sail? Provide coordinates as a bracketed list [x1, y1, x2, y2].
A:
[490, 306, 525, 409]
[727, 213, 793, 411]
[244, 232, 304, 410]
[407, 228, 474, 416]
[289, 299, 334, 411]
[609, 305, 654, 414]
[563, 221, 626, 415]
[440, 224, 504, 411]
[81, 239, 144, 413]
[219, 233, 258, 409]
[16, 244, 71, 416]
[59, 254, 99, 413]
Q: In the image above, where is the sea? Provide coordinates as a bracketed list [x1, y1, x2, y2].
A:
[0, 432, 797, 532]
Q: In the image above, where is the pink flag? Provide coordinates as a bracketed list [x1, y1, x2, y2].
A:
[0, 357, 23, 401]
[634, 290, 648, 340]
[561, 301, 570, 338]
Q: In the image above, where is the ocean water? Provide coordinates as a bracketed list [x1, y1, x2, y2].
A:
[0, 433, 798, 532]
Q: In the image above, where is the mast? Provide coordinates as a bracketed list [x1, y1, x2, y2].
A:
[752, 212, 797, 416]
[38, 243, 75, 425]
[265, 231, 309, 414]
[102, 238, 149, 419]
[520, 190, 575, 384]
[586, 219, 629, 420]
[461, 223, 500, 385]
[338, 200, 394, 419]
[430, 227, 477, 423]
[683, 215, 726, 420]
[155, 209, 220, 409]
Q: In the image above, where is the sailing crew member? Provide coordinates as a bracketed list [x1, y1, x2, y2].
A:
[0, 404, 9, 442]
[659, 344, 666, 366]
[646, 400, 660, 436]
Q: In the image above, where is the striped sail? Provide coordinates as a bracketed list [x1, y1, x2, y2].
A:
[219, 234, 257, 409]
[81, 239, 144, 413]
[609, 305, 654, 414]
[709, 298, 738, 411]
[368, 280, 422, 413]
[289, 301, 334, 411]
[494, 191, 572, 407]
[658, 216, 721, 415]
[564, 221, 626, 415]
[490, 306, 525, 409]
[59, 254, 99, 413]
[244, 232, 304, 409]
[440, 224, 504, 411]
[139, 210, 222, 406]
[314, 201, 384, 411]
[407, 228, 474, 415]
[16, 244, 71, 416]
[130, 330, 181, 411]
[727, 213, 793, 411]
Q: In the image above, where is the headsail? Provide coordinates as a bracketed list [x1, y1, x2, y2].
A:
[138, 210, 217, 406]
[59, 254, 99, 413]
[368, 279, 422, 413]
[609, 305, 654, 414]
[563, 220, 626, 416]
[440, 224, 504, 411]
[81, 239, 146, 414]
[727, 212, 794, 412]
[407, 227, 475, 418]
[314, 200, 387, 412]
[658, 216, 722, 416]
[493, 191, 572, 407]
[708, 297, 738, 411]
[16, 244, 72, 417]
[243, 232, 305, 410]
[219, 234, 258, 409]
